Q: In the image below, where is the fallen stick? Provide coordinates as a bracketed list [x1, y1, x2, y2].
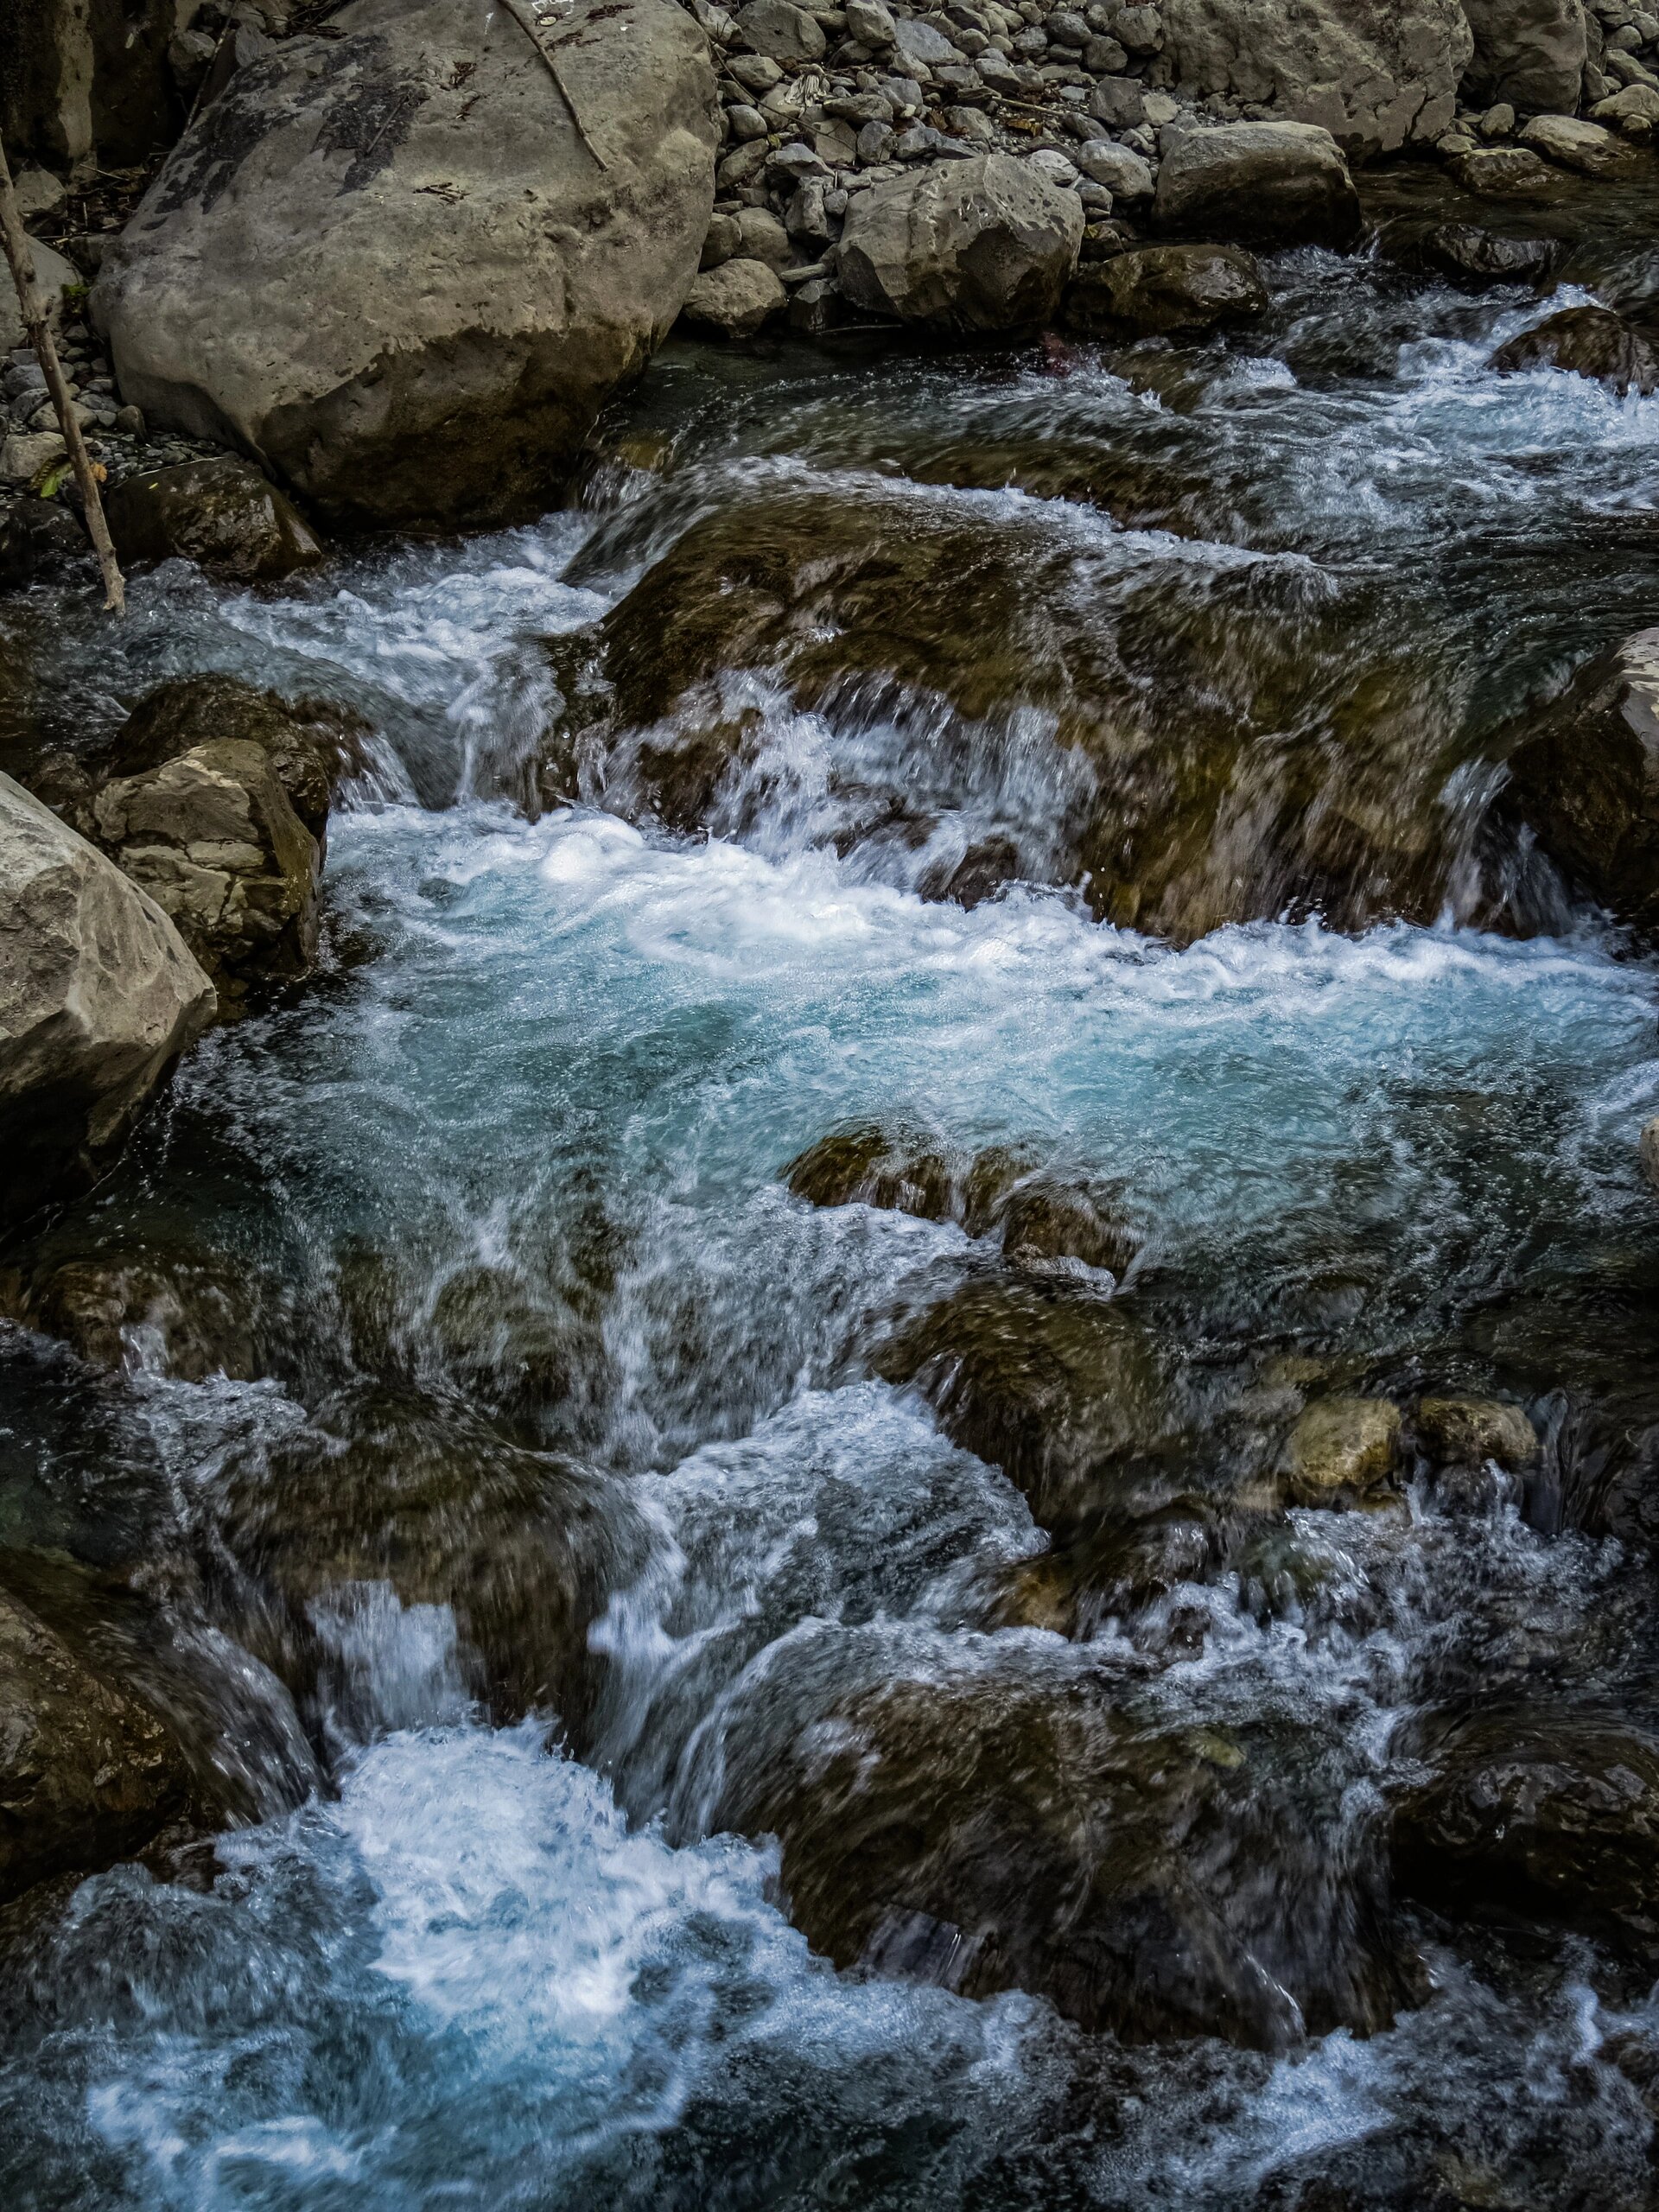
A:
[0, 128, 125, 612]
[498, 0, 608, 170]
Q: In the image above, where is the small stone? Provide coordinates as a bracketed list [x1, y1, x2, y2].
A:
[1477, 102, 1516, 137]
[1027, 147, 1081, 185]
[736, 205, 793, 267]
[1075, 137, 1154, 195]
[1288, 1398, 1402, 1498]
[1082, 33, 1128, 71]
[727, 102, 769, 140]
[734, 0, 828, 60]
[859, 118, 899, 162]
[728, 51, 785, 89]
[1642, 1116, 1659, 1192]
[1416, 1397, 1538, 1471]
[12, 168, 66, 219]
[0, 430, 66, 486]
[844, 0, 896, 43]
[681, 257, 789, 336]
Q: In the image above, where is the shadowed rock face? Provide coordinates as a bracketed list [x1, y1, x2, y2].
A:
[1460, 0, 1589, 116]
[0, 773, 214, 1224]
[1491, 306, 1659, 396]
[92, 0, 719, 531]
[105, 458, 326, 587]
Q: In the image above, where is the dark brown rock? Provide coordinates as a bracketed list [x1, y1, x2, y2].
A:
[105, 457, 326, 585]
[1490, 306, 1659, 396]
[1065, 244, 1268, 338]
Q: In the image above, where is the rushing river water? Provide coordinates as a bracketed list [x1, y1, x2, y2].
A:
[7, 173, 1659, 2209]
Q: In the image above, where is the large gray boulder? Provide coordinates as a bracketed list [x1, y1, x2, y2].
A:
[836, 153, 1084, 331]
[1160, 0, 1472, 156]
[1152, 122, 1362, 249]
[0, 772, 213, 1222]
[92, 0, 720, 531]
[1461, 0, 1588, 115]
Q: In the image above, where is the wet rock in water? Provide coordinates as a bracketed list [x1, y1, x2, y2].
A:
[1286, 1397, 1402, 1501]
[1395, 219, 1557, 287]
[93, 741, 321, 1001]
[92, 0, 719, 531]
[1503, 625, 1659, 927]
[875, 1277, 1171, 1524]
[918, 833, 1022, 909]
[107, 676, 373, 850]
[1158, 0, 1471, 158]
[0, 773, 214, 1224]
[0, 501, 89, 590]
[836, 154, 1084, 332]
[1064, 243, 1269, 339]
[785, 1124, 971, 1223]
[679, 257, 788, 339]
[14, 1248, 264, 1382]
[1643, 1116, 1659, 1192]
[1460, 0, 1589, 117]
[215, 1385, 639, 1732]
[1447, 143, 1558, 194]
[1518, 111, 1639, 177]
[104, 457, 325, 585]
[716, 1656, 1404, 2048]
[0, 1583, 191, 1904]
[1151, 124, 1362, 250]
[1490, 305, 1659, 395]
[1416, 1395, 1537, 1470]
[997, 1179, 1138, 1277]
[1393, 1703, 1659, 1961]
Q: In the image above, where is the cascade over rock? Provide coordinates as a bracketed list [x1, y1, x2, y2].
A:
[91, 0, 720, 531]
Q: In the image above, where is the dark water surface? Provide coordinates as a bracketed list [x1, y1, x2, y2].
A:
[5, 174, 1659, 2209]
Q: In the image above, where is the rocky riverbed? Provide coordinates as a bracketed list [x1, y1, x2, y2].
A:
[7, 2, 1659, 2207]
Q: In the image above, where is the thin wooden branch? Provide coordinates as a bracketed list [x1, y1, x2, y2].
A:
[498, 0, 609, 170]
[0, 128, 125, 612]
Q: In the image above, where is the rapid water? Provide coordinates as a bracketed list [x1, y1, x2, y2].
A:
[6, 183, 1659, 2208]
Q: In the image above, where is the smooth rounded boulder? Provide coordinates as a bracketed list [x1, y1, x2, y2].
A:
[1152, 123, 1362, 250]
[91, 0, 720, 531]
[0, 772, 214, 1223]
[836, 153, 1084, 331]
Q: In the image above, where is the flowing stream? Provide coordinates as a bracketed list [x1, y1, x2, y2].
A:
[7, 180, 1659, 2208]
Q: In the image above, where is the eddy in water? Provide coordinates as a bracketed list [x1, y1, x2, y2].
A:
[5, 4, 1659, 2207]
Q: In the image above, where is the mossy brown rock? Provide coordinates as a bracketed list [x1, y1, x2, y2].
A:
[1394, 1704, 1659, 1959]
[1503, 626, 1659, 927]
[1286, 1397, 1402, 1501]
[0, 1583, 191, 1904]
[1416, 1395, 1537, 1470]
[1491, 306, 1659, 395]
[715, 1655, 1403, 2048]
[105, 457, 325, 586]
[1065, 245, 1268, 339]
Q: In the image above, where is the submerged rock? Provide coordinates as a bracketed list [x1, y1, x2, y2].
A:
[1416, 1395, 1537, 1470]
[93, 741, 320, 1001]
[1064, 244, 1268, 339]
[1151, 124, 1362, 250]
[1503, 625, 1659, 927]
[836, 154, 1084, 331]
[0, 1583, 191, 1904]
[1286, 1397, 1402, 1501]
[0, 773, 214, 1224]
[105, 457, 325, 585]
[14, 1246, 264, 1382]
[1394, 1703, 1659, 1961]
[92, 0, 719, 530]
[1490, 305, 1659, 394]
[0, 502, 89, 591]
[715, 1654, 1405, 2048]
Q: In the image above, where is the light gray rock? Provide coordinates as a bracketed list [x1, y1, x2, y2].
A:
[734, 0, 828, 58]
[1075, 138, 1155, 195]
[0, 238, 77, 356]
[0, 772, 213, 1221]
[891, 14, 959, 67]
[1519, 109, 1637, 167]
[1160, 0, 1472, 154]
[680, 256, 789, 335]
[1461, 0, 1588, 114]
[93, 741, 321, 1000]
[845, 0, 897, 45]
[92, 0, 719, 532]
[836, 149, 1084, 329]
[1153, 121, 1362, 247]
